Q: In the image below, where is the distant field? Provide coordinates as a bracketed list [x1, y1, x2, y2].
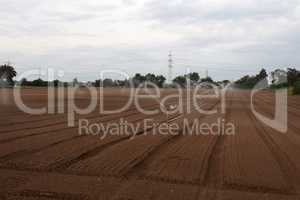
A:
[0, 87, 300, 200]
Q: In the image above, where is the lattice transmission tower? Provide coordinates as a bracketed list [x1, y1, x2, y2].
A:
[168, 51, 173, 83]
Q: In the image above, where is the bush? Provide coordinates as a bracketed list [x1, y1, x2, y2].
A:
[293, 80, 300, 95]
[270, 82, 288, 89]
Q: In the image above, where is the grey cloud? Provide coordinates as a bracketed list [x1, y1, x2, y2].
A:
[7, 45, 168, 80]
[1, 0, 300, 82]
[0, 0, 117, 38]
[142, 0, 299, 24]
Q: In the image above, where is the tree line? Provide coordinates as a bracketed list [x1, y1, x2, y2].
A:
[0, 64, 220, 88]
[235, 68, 268, 88]
[234, 68, 300, 94]
[1, 63, 300, 94]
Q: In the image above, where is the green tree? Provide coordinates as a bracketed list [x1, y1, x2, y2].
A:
[155, 75, 166, 88]
[173, 76, 186, 87]
[0, 64, 17, 86]
[20, 78, 29, 86]
[200, 77, 214, 83]
[53, 80, 60, 87]
[222, 80, 230, 85]
[235, 68, 269, 88]
[102, 78, 115, 87]
[271, 69, 287, 84]
[187, 72, 200, 83]
[132, 73, 166, 88]
[72, 78, 79, 87]
[94, 79, 101, 87]
[287, 68, 300, 86]
[132, 73, 146, 87]
[293, 80, 300, 95]
[145, 73, 156, 82]
[256, 68, 268, 81]
[32, 78, 47, 87]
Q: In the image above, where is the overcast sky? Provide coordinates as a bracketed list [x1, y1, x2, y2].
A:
[1, 0, 300, 81]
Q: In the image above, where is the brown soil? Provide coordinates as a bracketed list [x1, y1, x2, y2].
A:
[0, 88, 299, 200]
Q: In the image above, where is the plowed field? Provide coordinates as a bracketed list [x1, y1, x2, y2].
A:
[0, 88, 300, 200]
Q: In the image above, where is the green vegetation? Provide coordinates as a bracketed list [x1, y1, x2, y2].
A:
[2, 63, 300, 95]
[132, 73, 166, 88]
[172, 72, 216, 87]
[235, 67, 300, 95]
[0, 64, 17, 86]
[173, 75, 187, 87]
[293, 81, 300, 95]
[235, 69, 268, 89]
[270, 68, 300, 95]
[93, 73, 166, 88]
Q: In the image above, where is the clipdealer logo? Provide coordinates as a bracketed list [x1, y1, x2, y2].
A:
[250, 78, 288, 133]
[11, 68, 287, 135]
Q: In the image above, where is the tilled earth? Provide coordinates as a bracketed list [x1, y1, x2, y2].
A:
[0, 88, 300, 200]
